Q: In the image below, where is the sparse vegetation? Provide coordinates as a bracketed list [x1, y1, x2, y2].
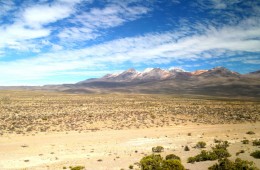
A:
[250, 150, 260, 159]
[0, 90, 259, 135]
[188, 141, 231, 163]
[0, 91, 260, 169]
[208, 158, 259, 170]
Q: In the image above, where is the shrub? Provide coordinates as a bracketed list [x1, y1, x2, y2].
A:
[140, 154, 163, 170]
[250, 150, 260, 159]
[129, 165, 133, 169]
[140, 154, 185, 170]
[187, 150, 218, 163]
[242, 139, 249, 144]
[188, 141, 231, 163]
[213, 141, 229, 150]
[152, 146, 164, 153]
[252, 139, 260, 146]
[214, 139, 222, 143]
[208, 158, 259, 170]
[165, 154, 180, 160]
[212, 148, 231, 158]
[246, 131, 255, 135]
[196, 141, 206, 148]
[184, 146, 190, 151]
[236, 150, 245, 156]
[69, 166, 85, 170]
[161, 159, 185, 170]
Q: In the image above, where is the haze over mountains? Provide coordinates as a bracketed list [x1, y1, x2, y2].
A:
[0, 67, 259, 98]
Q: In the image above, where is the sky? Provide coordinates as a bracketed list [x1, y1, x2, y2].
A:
[0, 0, 260, 85]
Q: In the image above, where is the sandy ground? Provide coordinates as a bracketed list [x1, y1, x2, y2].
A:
[0, 122, 259, 170]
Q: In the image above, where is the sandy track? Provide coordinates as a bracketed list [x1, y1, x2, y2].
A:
[0, 123, 259, 170]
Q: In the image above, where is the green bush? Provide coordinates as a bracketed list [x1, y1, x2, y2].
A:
[196, 141, 206, 148]
[140, 154, 163, 170]
[242, 139, 249, 144]
[161, 159, 185, 170]
[184, 145, 190, 151]
[69, 166, 85, 170]
[213, 141, 229, 150]
[208, 158, 259, 170]
[212, 148, 231, 158]
[236, 150, 245, 156]
[187, 150, 218, 163]
[140, 154, 185, 170]
[250, 150, 260, 159]
[188, 141, 231, 163]
[152, 146, 164, 153]
[246, 131, 255, 135]
[252, 139, 260, 146]
[165, 154, 180, 160]
[214, 139, 222, 143]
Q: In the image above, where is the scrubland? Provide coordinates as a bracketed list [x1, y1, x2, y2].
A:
[0, 90, 259, 169]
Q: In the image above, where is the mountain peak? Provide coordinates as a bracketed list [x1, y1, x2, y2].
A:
[169, 68, 185, 73]
[201, 67, 240, 77]
[126, 68, 137, 73]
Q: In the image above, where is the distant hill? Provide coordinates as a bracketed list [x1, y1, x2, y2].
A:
[0, 67, 259, 98]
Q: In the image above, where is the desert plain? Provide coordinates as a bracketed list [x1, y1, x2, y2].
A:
[0, 90, 259, 170]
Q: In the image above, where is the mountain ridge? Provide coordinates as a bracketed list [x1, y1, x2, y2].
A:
[77, 66, 242, 84]
[0, 67, 259, 98]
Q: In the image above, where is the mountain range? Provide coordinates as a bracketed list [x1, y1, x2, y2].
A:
[1, 67, 260, 98]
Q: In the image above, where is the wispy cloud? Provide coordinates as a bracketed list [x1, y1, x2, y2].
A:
[58, 2, 150, 41]
[1, 16, 259, 85]
[0, 0, 151, 52]
[0, 0, 259, 85]
[0, 0, 80, 51]
[22, 3, 75, 28]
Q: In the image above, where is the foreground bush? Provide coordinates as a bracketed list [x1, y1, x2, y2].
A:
[140, 154, 184, 170]
[140, 154, 163, 170]
[188, 150, 218, 163]
[166, 154, 180, 160]
[208, 158, 259, 170]
[250, 150, 260, 159]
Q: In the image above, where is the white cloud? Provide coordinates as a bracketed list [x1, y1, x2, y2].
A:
[0, 0, 83, 51]
[22, 3, 75, 28]
[58, 3, 150, 41]
[1, 17, 259, 85]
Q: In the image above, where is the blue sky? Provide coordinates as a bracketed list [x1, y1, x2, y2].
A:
[0, 0, 259, 85]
